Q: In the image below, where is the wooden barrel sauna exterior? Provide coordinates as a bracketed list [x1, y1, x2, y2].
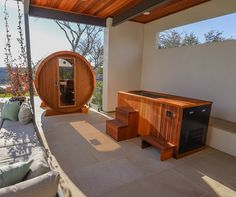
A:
[34, 51, 96, 113]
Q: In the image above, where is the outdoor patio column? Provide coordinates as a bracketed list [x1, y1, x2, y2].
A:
[23, 0, 35, 117]
[103, 20, 144, 111]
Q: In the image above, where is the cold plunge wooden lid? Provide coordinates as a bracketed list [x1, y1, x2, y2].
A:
[34, 51, 96, 113]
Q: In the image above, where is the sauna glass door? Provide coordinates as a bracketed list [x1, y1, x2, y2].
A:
[58, 57, 75, 107]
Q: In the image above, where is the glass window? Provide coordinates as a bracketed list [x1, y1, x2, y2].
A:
[157, 13, 236, 49]
[58, 58, 75, 106]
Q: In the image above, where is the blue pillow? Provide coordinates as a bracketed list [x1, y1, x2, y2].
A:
[1, 101, 21, 121]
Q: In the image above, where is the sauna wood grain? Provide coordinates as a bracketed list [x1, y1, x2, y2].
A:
[38, 58, 58, 109]
[34, 51, 95, 113]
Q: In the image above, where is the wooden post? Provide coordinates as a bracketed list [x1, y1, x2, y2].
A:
[23, 0, 35, 119]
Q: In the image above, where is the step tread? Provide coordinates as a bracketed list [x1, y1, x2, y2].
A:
[106, 119, 128, 128]
[116, 107, 137, 114]
[142, 135, 175, 150]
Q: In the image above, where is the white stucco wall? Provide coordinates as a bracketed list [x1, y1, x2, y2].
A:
[141, 0, 236, 122]
[207, 125, 236, 157]
[103, 21, 144, 111]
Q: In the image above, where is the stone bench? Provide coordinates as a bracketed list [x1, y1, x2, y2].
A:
[207, 117, 236, 157]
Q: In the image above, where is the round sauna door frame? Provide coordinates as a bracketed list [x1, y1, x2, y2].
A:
[34, 51, 96, 113]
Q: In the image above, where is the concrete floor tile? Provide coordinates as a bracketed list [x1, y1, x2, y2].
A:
[75, 158, 144, 196]
[34, 97, 236, 197]
[101, 169, 208, 197]
[185, 150, 236, 190]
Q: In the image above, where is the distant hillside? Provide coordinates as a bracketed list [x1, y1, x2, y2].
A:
[0, 67, 9, 84]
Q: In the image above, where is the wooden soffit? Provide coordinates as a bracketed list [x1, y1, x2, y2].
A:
[28, 0, 210, 26]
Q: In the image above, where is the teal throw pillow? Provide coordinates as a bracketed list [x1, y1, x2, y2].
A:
[0, 160, 33, 188]
[1, 101, 21, 121]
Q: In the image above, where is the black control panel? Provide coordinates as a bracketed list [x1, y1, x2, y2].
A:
[179, 105, 211, 154]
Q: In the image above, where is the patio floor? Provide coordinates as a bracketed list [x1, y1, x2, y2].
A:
[34, 97, 236, 197]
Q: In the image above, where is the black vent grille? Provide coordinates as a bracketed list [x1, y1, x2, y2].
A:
[186, 128, 204, 150]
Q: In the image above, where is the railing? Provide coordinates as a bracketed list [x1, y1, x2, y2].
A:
[0, 78, 9, 85]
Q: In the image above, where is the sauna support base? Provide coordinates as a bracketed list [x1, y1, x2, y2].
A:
[44, 105, 89, 116]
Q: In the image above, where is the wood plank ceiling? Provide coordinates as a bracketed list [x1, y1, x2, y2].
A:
[30, 0, 210, 25]
[30, 0, 142, 18]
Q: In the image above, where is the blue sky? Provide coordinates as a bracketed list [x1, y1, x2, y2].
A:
[0, 0, 70, 66]
[0, 1, 236, 66]
[170, 12, 236, 42]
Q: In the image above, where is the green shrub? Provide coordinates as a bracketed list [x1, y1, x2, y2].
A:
[91, 81, 103, 111]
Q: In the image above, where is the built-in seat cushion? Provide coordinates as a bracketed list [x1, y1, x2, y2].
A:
[0, 121, 40, 168]
[26, 146, 50, 180]
[0, 122, 39, 148]
[0, 143, 36, 167]
[0, 146, 52, 193]
[0, 119, 58, 196]
[0, 120, 51, 179]
[0, 171, 59, 197]
[1, 120, 23, 129]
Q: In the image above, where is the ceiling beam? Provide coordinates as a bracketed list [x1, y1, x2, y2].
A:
[112, 0, 171, 26]
[29, 6, 107, 27]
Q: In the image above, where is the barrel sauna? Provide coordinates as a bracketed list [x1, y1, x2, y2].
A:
[34, 51, 96, 114]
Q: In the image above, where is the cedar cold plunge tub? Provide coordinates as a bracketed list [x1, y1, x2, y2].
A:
[34, 51, 96, 114]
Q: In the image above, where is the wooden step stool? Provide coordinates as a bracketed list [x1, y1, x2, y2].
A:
[141, 135, 175, 161]
[106, 107, 138, 141]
